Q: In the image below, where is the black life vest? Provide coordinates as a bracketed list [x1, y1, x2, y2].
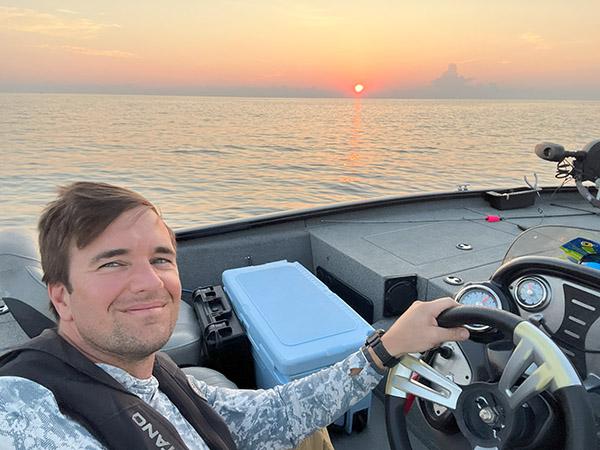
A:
[0, 329, 238, 450]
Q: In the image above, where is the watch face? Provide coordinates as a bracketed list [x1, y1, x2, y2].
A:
[367, 329, 384, 344]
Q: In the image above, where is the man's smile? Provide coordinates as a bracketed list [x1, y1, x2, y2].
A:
[119, 301, 169, 314]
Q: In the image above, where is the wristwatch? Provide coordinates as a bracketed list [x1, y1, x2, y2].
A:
[365, 329, 400, 368]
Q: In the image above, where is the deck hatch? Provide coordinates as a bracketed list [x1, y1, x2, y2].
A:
[363, 222, 515, 265]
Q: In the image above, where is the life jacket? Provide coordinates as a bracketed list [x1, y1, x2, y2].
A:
[0, 329, 238, 450]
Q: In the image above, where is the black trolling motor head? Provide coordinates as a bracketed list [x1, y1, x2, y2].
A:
[535, 140, 600, 207]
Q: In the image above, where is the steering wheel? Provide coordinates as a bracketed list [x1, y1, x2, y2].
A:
[385, 306, 597, 450]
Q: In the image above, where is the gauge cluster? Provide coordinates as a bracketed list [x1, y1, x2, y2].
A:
[454, 283, 503, 332]
[445, 257, 600, 388]
[454, 275, 554, 330]
[514, 276, 551, 310]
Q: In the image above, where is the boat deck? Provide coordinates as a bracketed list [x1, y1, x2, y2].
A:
[175, 187, 600, 328]
[1, 186, 599, 449]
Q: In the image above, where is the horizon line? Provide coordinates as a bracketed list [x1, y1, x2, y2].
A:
[2, 88, 599, 101]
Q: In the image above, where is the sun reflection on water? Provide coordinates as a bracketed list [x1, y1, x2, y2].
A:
[2, 94, 598, 229]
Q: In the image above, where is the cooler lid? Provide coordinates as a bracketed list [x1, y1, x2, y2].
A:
[223, 260, 373, 375]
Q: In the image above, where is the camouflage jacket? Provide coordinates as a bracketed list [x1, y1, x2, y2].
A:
[0, 350, 382, 450]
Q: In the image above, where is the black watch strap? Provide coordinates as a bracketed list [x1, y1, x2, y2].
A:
[360, 344, 388, 375]
[366, 329, 400, 368]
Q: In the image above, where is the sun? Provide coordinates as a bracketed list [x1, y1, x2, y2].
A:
[354, 84, 364, 94]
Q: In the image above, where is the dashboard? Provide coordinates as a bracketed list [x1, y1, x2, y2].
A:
[420, 255, 600, 433]
[453, 255, 600, 378]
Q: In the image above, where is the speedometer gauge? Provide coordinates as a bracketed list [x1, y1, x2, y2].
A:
[454, 284, 502, 331]
[515, 277, 550, 310]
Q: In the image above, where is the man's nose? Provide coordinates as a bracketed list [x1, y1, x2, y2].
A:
[129, 262, 164, 292]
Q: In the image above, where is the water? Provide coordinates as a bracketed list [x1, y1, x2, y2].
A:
[1, 93, 600, 230]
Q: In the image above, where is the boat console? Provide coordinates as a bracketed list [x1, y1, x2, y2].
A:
[3, 140, 600, 449]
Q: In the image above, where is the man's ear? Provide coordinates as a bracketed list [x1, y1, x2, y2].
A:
[48, 284, 74, 322]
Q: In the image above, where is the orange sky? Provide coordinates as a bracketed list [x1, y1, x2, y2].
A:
[2, 1, 600, 98]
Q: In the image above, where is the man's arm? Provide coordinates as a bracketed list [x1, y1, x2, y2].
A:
[193, 297, 466, 449]
[0, 376, 104, 449]
[192, 349, 382, 450]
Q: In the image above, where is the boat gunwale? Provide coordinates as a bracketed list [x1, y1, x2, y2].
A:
[175, 185, 573, 241]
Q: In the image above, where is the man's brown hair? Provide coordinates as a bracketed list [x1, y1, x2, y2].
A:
[38, 182, 176, 319]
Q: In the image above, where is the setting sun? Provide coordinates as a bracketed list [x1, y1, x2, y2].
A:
[354, 84, 364, 94]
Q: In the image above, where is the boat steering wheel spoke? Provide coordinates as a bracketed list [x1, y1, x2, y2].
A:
[386, 353, 462, 410]
[385, 306, 597, 450]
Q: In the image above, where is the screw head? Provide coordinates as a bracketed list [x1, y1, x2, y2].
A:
[478, 407, 497, 424]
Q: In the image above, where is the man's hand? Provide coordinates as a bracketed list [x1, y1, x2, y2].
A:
[378, 298, 469, 362]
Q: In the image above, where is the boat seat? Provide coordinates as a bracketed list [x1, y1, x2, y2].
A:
[161, 300, 202, 366]
[0, 227, 202, 366]
[0, 228, 53, 322]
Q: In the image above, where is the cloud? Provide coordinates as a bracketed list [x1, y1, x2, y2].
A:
[431, 63, 474, 90]
[65, 47, 136, 58]
[521, 33, 550, 50]
[35, 44, 137, 58]
[374, 63, 600, 100]
[375, 63, 500, 99]
[0, 7, 119, 39]
[275, 4, 344, 28]
[56, 9, 80, 15]
[0, 82, 344, 98]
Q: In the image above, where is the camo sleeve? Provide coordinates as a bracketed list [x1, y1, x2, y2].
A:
[0, 376, 104, 450]
[190, 349, 383, 450]
[0, 350, 382, 450]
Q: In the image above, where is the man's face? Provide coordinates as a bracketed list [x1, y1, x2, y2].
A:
[52, 206, 181, 364]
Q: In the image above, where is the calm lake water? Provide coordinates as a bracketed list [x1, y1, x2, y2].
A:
[1, 94, 600, 230]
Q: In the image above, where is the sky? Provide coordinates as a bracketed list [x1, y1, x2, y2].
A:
[2, 1, 600, 99]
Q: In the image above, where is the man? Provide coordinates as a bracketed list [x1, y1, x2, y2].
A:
[0, 182, 468, 450]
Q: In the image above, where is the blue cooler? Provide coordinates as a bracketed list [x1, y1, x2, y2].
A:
[222, 260, 374, 433]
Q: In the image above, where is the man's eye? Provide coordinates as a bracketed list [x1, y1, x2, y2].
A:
[152, 257, 171, 265]
[100, 261, 122, 269]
